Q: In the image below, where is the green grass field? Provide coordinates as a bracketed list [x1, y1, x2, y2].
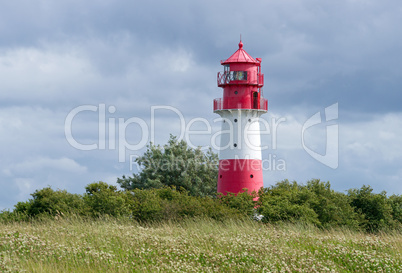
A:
[1, 218, 401, 272]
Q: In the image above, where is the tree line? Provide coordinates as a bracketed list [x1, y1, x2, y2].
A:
[1, 135, 401, 232]
[1, 180, 401, 232]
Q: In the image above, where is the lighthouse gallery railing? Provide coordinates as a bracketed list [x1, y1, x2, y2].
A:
[213, 97, 268, 112]
[217, 71, 264, 87]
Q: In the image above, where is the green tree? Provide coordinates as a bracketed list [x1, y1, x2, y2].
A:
[306, 179, 360, 229]
[84, 182, 131, 217]
[348, 185, 395, 232]
[389, 194, 402, 226]
[257, 180, 320, 225]
[14, 187, 85, 217]
[117, 135, 218, 197]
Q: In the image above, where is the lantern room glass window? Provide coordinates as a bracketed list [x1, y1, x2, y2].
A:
[232, 71, 247, 81]
[218, 70, 248, 85]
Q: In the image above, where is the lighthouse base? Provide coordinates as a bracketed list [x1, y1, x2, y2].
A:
[217, 159, 263, 194]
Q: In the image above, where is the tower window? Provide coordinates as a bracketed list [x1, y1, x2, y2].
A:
[233, 71, 247, 81]
[234, 119, 238, 122]
[234, 91, 238, 95]
[250, 174, 254, 178]
[234, 143, 237, 147]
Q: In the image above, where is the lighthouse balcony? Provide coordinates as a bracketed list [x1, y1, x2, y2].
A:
[214, 97, 268, 112]
[217, 71, 264, 87]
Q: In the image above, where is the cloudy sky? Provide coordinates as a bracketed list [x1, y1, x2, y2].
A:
[1, 0, 402, 210]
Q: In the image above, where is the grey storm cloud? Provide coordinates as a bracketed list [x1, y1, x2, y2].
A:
[0, 0, 401, 210]
[3, 0, 401, 112]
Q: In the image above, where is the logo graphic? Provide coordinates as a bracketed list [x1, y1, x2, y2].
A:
[302, 103, 339, 169]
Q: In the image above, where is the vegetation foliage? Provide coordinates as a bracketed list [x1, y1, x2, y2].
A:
[2, 179, 402, 233]
[1, 136, 401, 233]
[117, 135, 218, 197]
[2, 139, 401, 271]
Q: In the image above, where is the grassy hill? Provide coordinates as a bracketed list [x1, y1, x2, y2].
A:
[1, 218, 401, 272]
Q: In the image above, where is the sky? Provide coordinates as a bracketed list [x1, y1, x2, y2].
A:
[1, 0, 402, 210]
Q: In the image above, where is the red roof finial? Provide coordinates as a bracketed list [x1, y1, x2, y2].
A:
[221, 37, 258, 64]
[239, 40, 243, 49]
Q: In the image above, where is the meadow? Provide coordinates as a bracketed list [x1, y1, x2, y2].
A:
[1, 217, 401, 272]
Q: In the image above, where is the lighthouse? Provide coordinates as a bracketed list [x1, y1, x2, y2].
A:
[214, 40, 268, 195]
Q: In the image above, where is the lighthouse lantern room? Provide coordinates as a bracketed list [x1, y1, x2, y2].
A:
[214, 40, 268, 195]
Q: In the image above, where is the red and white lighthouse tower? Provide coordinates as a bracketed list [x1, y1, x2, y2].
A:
[214, 40, 268, 195]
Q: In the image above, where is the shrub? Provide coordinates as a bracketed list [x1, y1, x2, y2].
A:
[257, 180, 320, 225]
[348, 185, 396, 232]
[306, 179, 360, 229]
[128, 188, 165, 222]
[127, 187, 246, 222]
[5, 179, 402, 232]
[389, 194, 402, 226]
[0, 209, 29, 223]
[13, 187, 85, 218]
[84, 182, 131, 217]
[217, 189, 256, 217]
